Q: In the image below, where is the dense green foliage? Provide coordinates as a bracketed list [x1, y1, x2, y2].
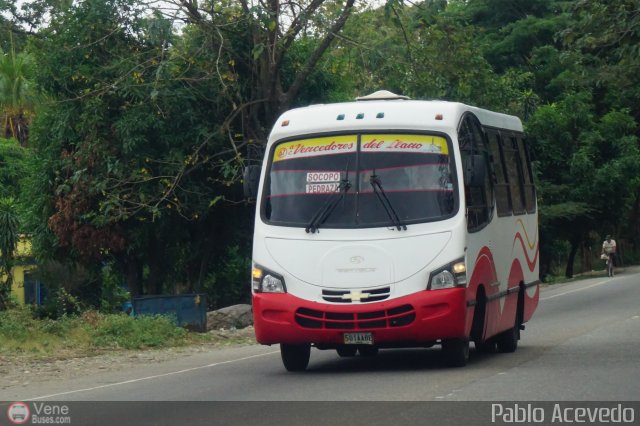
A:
[0, 196, 19, 308]
[1, 0, 640, 313]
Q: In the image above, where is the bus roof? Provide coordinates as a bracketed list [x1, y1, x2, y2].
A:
[269, 98, 523, 143]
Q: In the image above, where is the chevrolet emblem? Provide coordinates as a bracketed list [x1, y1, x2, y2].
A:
[341, 291, 369, 302]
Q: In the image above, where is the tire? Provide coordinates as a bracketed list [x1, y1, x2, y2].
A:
[280, 343, 311, 371]
[497, 288, 524, 353]
[441, 338, 469, 367]
[336, 345, 358, 357]
[358, 346, 379, 357]
[471, 287, 490, 352]
[496, 323, 518, 353]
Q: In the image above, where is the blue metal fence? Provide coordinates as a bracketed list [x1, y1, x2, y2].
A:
[132, 294, 207, 332]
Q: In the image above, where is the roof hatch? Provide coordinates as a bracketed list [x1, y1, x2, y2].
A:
[355, 90, 410, 101]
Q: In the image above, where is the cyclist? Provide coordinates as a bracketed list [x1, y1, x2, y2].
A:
[601, 235, 617, 277]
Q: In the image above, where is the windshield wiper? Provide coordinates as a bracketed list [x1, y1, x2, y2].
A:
[305, 171, 351, 234]
[369, 172, 407, 231]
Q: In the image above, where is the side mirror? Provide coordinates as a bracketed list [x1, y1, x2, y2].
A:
[243, 165, 261, 200]
[464, 155, 487, 187]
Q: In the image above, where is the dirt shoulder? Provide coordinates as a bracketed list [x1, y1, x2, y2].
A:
[0, 327, 257, 391]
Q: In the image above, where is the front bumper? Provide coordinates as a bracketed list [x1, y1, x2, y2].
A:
[252, 288, 469, 347]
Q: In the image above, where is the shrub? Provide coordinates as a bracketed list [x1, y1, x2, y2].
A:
[100, 263, 130, 313]
[0, 306, 32, 340]
[33, 287, 85, 320]
[38, 316, 74, 337]
[91, 313, 187, 349]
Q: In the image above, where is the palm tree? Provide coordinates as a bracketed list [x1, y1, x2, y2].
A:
[0, 42, 37, 147]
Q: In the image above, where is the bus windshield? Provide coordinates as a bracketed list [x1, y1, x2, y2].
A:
[263, 133, 458, 228]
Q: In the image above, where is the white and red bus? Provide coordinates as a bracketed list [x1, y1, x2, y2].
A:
[245, 91, 539, 370]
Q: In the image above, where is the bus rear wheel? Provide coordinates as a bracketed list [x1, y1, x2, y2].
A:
[497, 289, 524, 353]
[496, 324, 518, 353]
[281, 343, 311, 371]
[441, 338, 469, 367]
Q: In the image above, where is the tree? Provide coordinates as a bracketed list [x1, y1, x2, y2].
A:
[561, 0, 640, 253]
[0, 137, 27, 199]
[528, 93, 640, 278]
[27, 0, 200, 295]
[527, 94, 597, 278]
[461, 0, 566, 73]
[15, 0, 640, 300]
[0, 42, 38, 146]
[25, 0, 358, 301]
[331, 0, 537, 115]
[0, 137, 26, 309]
[562, 0, 640, 110]
[155, 0, 358, 142]
[0, 197, 19, 309]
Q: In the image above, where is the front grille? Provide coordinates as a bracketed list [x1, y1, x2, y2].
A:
[322, 286, 391, 303]
[295, 304, 416, 330]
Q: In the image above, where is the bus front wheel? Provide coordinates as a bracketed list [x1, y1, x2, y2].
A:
[280, 343, 311, 371]
[441, 338, 469, 367]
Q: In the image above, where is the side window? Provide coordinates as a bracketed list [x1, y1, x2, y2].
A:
[487, 130, 512, 216]
[502, 133, 526, 215]
[517, 136, 536, 213]
[458, 115, 493, 231]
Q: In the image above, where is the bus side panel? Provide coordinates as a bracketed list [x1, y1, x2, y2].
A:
[492, 219, 540, 334]
[495, 259, 523, 334]
[466, 246, 499, 341]
[515, 218, 540, 325]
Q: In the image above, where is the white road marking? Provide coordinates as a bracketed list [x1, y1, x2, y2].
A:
[540, 279, 611, 301]
[27, 350, 279, 401]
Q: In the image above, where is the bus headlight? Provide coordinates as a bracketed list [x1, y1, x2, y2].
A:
[428, 258, 467, 290]
[252, 264, 286, 293]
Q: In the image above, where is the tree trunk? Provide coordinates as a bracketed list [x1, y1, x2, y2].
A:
[581, 242, 592, 273]
[565, 239, 580, 278]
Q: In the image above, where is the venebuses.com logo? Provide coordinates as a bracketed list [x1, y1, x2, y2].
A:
[7, 402, 30, 425]
[6, 401, 72, 425]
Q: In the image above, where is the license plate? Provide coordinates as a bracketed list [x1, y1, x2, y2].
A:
[343, 332, 373, 345]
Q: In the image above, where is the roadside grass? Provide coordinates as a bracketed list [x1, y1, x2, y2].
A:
[543, 272, 600, 285]
[0, 306, 251, 360]
[543, 260, 640, 286]
[542, 264, 631, 285]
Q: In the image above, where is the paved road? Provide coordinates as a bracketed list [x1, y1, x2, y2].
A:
[1, 268, 639, 424]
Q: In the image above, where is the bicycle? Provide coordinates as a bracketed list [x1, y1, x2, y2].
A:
[606, 253, 615, 277]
